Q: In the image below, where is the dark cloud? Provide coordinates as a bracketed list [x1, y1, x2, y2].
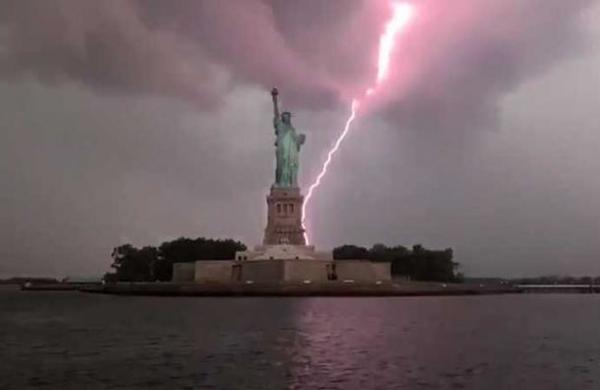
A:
[0, 1, 599, 278]
[2, 0, 593, 128]
[374, 0, 596, 131]
[0, 0, 226, 107]
[0, 0, 592, 128]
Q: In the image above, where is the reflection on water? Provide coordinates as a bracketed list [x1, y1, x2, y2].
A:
[1, 290, 599, 389]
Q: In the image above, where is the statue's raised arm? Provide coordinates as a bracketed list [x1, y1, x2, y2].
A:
[271, 87, 280, 121]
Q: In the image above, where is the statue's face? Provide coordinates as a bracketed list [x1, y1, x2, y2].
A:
[282, 113, 291, 124]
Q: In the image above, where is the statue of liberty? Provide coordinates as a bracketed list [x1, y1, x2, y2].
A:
[271, 88, 305, 188]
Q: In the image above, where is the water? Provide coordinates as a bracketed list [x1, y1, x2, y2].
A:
[1, 288, 599, 389]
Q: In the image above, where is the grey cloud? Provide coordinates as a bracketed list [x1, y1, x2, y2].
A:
[1, 1, 599, 278]
[0, 0, 227, 107]
[0, 0, 595, 130]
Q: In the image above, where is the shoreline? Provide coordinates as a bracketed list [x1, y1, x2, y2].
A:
[18, 282, 600, 296]
[76, 281, 522, 297]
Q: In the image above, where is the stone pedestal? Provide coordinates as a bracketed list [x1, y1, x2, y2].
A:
[263, 186, 306, 245]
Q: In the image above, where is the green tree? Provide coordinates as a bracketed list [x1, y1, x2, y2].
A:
[110, 244, 159, 282]
[109, 237, 247, 282]
[333, 242, 461, 283]
[333, 245, 369, 260]
[156, 237, 246, 280]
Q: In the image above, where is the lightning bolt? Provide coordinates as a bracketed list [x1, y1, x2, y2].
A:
[302, 2, 415, 244]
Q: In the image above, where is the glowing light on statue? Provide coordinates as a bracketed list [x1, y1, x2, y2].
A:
[302, 1, 415, 244]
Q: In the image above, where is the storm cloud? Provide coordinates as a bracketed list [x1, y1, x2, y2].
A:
[1, 0, 599, 277]
[0, 0, 594, 128]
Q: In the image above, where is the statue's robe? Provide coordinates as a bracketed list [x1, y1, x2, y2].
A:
[274, 119, 302, 187]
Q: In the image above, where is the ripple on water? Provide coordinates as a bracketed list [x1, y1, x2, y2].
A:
[2, 294, 600, 389]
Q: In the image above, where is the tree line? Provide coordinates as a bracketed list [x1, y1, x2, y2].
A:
[334, 243, 462, 282]
[105, 237, 246, 282]
[106, 237, 461, 283]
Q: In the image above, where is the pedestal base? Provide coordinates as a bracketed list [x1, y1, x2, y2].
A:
[263, 186, 306, 245]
